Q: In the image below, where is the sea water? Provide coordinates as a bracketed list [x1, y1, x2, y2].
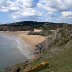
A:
[0, 33, 33, 69]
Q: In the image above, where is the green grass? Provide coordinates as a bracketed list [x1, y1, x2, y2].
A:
[27, 46, 72, 72]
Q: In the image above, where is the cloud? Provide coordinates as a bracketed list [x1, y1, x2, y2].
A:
[11, 8, 42, 20]
[0, 0, 38, 12]
[0, 0, 72, 23]
[0, 0, 7, 4]
[37, 0, 72, 23]
[62, 11, 72, 17]
[0, 0, 40, 19]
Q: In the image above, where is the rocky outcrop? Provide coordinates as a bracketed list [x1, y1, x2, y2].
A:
[33, 37, 51, 55]
[33, 26, 72, 58]
[24, 61, 48, 72]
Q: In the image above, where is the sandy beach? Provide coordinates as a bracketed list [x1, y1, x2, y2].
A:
[1, 31, 46, 49]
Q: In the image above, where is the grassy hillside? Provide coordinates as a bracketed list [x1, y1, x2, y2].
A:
[24, 26, 72, 72]
[27, 45, 72, 72]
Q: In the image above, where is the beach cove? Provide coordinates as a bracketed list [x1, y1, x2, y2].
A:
[0, 31, 46, 69]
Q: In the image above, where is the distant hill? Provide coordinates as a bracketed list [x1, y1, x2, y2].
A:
[0, 21, 72, 31]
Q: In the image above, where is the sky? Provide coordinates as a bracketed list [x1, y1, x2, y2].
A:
[0, 0, 72, 24]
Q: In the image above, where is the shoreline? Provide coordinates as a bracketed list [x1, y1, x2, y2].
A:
[0, 31, 47, 71]
[0, 31, 46, 49]
[0, 31, 47, 59]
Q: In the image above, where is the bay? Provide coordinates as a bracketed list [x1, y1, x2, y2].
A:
[0, 34, 27, 69]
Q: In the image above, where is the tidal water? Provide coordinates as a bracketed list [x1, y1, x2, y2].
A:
[0, 33, 33, 69]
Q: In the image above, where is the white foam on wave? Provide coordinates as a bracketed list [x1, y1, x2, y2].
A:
[0, 33, 34, 59]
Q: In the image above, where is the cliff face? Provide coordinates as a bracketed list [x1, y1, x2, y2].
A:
[22, 26, 72, 72]
[34, 27, 72, 57]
